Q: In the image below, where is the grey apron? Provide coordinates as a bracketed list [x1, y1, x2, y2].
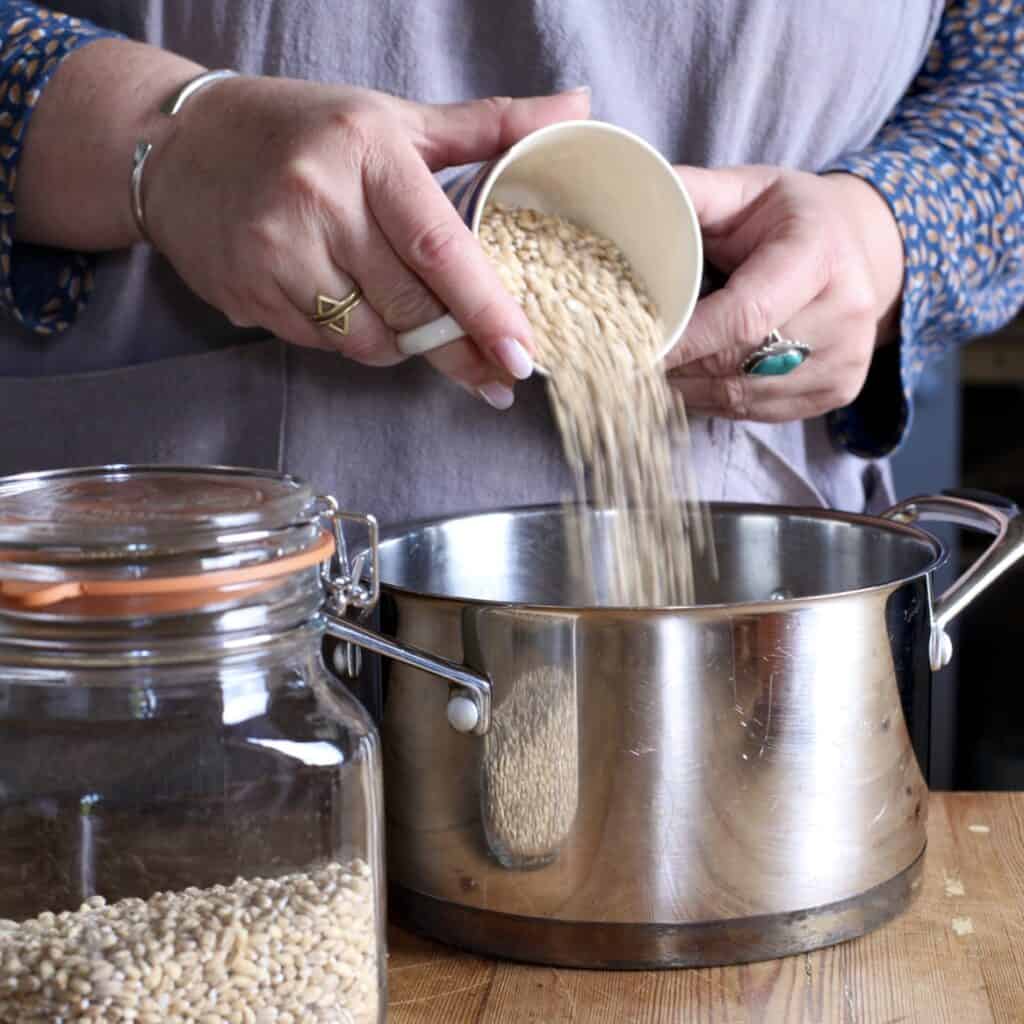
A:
[0, 0, 943, 520]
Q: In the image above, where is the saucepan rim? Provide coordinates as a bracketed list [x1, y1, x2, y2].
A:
[373, 501, 947, 614]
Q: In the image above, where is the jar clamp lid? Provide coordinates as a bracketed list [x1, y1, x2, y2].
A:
[0, 465, 379, 616]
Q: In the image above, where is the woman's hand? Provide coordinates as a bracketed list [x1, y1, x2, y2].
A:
[143, 76, 590, 407]
[665, 166, 905, 422]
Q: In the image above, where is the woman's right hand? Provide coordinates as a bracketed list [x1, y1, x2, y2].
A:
[143, 77, 589, 407]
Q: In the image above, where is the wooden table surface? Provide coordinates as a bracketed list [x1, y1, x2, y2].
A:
[386, 792, 1024, 1023]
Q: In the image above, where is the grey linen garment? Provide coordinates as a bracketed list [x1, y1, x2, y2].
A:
[0, 1, 943, 520]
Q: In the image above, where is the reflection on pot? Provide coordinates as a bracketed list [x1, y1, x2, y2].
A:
[482, 662, 579, 869]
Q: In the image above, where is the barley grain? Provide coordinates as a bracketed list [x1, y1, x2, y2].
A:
[0, 861, 379, 1024]
[480, 201, 712, 608]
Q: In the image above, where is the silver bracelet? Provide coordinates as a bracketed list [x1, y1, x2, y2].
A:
[130, 69, 239, 242]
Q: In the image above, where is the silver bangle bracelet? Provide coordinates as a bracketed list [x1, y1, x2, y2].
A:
[130, 68, 239, 242]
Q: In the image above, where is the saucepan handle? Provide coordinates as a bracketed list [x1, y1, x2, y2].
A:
[314, 497, 492, 735]
[323, 615, 493, 736]
[881, 490, 1024, 669]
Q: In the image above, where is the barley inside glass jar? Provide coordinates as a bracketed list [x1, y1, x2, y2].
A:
[0, 466, 385, 1024]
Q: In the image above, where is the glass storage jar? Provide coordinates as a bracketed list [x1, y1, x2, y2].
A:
[0, 465, 386, 1024]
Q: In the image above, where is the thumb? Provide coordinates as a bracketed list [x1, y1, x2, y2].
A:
[408, 88, 591, 170]
[675, 164, 778, 232]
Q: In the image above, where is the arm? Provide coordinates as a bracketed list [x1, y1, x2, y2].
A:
[0, 2, 125, 333]
[15, 33, 202, 250]
[666, 0, 1023, 457]
[0, 4, 591, 404]
[826, 0, 1024, 456]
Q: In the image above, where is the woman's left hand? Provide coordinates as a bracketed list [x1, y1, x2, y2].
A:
[665, 166, 905, 422]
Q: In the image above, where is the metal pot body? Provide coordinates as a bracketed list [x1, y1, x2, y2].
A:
[372, 505, 940, 967]
[326, 497, 1024, 968]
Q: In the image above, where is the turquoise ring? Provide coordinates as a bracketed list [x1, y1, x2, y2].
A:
[742, 330, 811, 376]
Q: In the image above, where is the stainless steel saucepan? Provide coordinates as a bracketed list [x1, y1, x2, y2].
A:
[325, 492, 1024, 968]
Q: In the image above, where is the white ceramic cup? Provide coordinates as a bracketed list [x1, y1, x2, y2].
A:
[396, 119, 704, 372]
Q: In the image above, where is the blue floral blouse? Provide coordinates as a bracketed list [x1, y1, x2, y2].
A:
[0, 0, 1022, 457]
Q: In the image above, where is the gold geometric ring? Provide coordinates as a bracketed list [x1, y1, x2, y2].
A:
[311, 287, 363, 336]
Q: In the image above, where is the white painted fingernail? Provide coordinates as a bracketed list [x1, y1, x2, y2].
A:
[494, 337, 534, 380]
[478, 382, 515, 410]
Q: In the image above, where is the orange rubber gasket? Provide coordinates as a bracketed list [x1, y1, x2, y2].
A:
[0, 530, 335, 610]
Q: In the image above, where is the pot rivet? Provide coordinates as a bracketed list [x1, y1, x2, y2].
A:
[447, 695, 480, 734]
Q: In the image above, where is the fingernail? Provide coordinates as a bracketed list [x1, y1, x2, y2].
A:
[494, 337, 534, 380]
[565, 85, 591, 96]
[478, 382, 515, 411]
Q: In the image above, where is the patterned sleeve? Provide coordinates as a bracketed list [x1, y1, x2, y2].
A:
[0, 2, 121, 336]
[825, 0, 1024, 459]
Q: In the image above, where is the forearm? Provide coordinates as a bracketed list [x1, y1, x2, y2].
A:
[824, 172, 904, 348]
[825, 0, 1024, 458]
[15, 36, 203, 250]
[828, 0, 1024, 358]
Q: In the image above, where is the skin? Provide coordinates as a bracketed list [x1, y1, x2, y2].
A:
[14, 38, 905, 421]
[15, 38, 591, 408]
[665, 165, 905, 422]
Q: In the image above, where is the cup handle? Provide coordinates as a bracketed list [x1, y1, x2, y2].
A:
[397, 313, 467, 356]
[394, 168, 481, 357]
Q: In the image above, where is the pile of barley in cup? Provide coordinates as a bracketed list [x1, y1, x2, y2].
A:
[0, 860, 378, 1024]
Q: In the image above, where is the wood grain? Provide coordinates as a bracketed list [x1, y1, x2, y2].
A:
[387, 792, 1024, 1023]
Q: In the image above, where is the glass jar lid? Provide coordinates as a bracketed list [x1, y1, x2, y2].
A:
[0, 464, 315, 549]
[0, 465, 337, 614]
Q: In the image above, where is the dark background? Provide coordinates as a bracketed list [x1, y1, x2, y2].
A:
[893, 314, 1024, 790]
